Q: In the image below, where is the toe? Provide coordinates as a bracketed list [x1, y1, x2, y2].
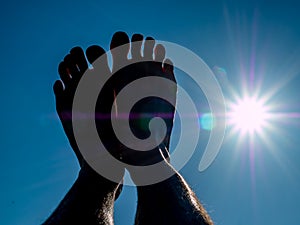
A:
[163, 58, 177, 105]
[86, 45, 106, 64]
[143, 37, 155, 60]
[110, 31, 130, 72]
[154, 44, 165, 63]
[58, 61, 71, 86]
[64, 54, 80, 79]
[53, 80, 64, 96]
[110, 31, 130, 50]
[70, 46, 88, 76]
[53, 80, 64, 111]
[131, 33, 143, 60]
[86, 45, 110, 74]
[163, 58, 175, 80]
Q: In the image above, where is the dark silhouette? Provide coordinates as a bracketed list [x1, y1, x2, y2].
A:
[43, 32, 213, 225]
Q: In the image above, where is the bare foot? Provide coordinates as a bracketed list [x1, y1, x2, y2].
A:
[53, 45, 123, 196]
[100, 32, 177, 166]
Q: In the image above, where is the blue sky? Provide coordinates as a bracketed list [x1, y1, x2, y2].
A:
[1, 0, 300, 224]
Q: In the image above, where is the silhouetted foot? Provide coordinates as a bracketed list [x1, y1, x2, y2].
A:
[54, 44, 119, 164]
[53, 45, 123, 196]
[103, 32, 177, 166]
[54, 46, 89, 166]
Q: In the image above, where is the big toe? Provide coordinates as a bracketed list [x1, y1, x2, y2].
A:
[86, 45, 109, 70]
[110, 31, 130, 72]
[86, 45, 106, 65]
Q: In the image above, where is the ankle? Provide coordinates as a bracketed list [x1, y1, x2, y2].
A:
[128, 157, 175, 186]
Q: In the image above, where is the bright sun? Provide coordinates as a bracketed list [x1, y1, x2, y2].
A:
[228, 96, 269, 135]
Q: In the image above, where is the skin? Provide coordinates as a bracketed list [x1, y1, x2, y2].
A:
[43, 43, 123, 225]
[134, 160, 213, 225]
[43, 31, 213, 225]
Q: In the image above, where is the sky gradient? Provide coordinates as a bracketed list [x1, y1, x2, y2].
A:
[1, 0, 300, 224]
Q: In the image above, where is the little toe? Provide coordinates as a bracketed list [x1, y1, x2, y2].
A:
[53, 80, 64, 97]
[143, 37, 155, 60]
[131, 33, 143, 60]
[163, 58, 177, 107]
[163, 58, 175, 81]
[53, 80, 64, 111]
[110, 31, 130, 72]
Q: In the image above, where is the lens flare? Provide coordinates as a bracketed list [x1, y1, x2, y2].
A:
[200, 113, 214, 131]
[227, 96, 270, 135]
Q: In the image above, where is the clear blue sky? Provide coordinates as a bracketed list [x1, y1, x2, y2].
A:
[1, 0, 300, 224]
